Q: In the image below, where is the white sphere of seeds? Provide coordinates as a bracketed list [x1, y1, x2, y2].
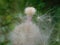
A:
[24, 7, 36, 16]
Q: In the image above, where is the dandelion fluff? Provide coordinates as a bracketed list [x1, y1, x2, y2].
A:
[24, 7, 36, 15]
[10, 7, 43, 45]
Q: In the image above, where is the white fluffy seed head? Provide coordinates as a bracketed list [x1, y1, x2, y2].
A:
[24, 7, 36, 16]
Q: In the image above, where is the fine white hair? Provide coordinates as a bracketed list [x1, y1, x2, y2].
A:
[24, 7, 36, 15]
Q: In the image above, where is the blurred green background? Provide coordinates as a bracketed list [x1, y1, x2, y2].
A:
[0, 0, 60, 45]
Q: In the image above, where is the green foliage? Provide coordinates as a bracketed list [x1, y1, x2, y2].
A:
[48, 7, 60, 45]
